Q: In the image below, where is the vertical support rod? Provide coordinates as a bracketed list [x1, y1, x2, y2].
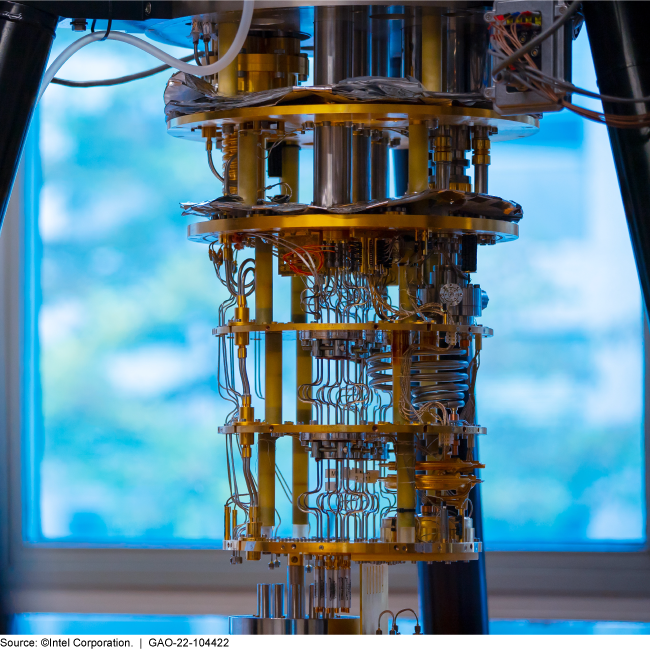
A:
[403, 6, 422, 80]
[353, 128, 371, 203]
[238, 126, 260, 205]
[0, 2, 57, 232]
[408, 122, 429, 194]
[287, 564, 305, 619]
[394, 252, 416, 542]
[314, 5, 352, 85]
[422, 8, 443, 92]
[314, 123, 352, 207]
[446, 13, 466, 94]
[256, 242, 277, 536]
[472, 126, 490, 195]
[352, 5, 370, 78]
[370, 130, 389, 200]
[393, 327, 415, 542]
[287, 144, 310, 536]
[218, 21, 239, 97]
[371, 6, 390, 77]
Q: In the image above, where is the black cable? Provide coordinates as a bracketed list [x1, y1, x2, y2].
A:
[51, 54, 194, 88]
[100, 2, 112, 42]
[492, 1, 581, 76]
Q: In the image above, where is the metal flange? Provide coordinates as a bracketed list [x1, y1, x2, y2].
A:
[190, 213, 518, 243]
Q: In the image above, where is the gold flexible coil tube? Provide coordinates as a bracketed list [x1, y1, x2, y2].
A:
[222, 131, 238, 195]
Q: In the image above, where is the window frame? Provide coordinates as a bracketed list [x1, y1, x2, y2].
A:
[1, 138, 649, 613]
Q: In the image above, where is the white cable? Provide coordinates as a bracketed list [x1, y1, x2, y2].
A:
[38, 0, 255, 102]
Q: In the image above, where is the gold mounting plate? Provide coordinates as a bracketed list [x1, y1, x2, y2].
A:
[189, 214, 518, 243]
[223, 538, 481, 562]
[168, 102, 539, 144]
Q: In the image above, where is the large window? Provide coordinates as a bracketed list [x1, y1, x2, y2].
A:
[26, 25, 645, 549]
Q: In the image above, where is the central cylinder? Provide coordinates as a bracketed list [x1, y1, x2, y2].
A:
[218, 22, 239, 97]
[256, 242, 278, 535]
[315, 6, 352, 85]
[287, 564, 305, 619]
[313, 122, 352, 207]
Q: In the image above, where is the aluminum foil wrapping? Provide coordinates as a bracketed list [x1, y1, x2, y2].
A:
[181, 189, 523, 222]
[164, 73, 485, 119]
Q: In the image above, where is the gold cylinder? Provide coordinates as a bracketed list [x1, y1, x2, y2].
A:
[222, 131, 238, 195]
[238, 127, 260, 205]
[422, 8, 442, 92]
[258, 433, 276, 534]
[292, 274, 310, 531]
[256, 241, 279, 533]
[393, 305, 416, 542]
[218, 22, 239, 97]
[224, 505, 231, 541]
[408, 123, 429, 194]
[281, 143, 300, 202]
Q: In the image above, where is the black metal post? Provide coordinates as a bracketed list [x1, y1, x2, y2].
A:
[583, 1, 650, 316]
[417, 481, 489, 634]
[0, 1, 57, 234]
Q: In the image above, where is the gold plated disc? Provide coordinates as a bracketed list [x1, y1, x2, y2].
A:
[189, 214, 518, 243]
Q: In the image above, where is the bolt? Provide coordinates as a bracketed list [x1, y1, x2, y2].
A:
[71, 18, 88, 31]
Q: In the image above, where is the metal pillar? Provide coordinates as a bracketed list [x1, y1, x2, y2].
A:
[583, 1, 650, 316]
[418, 479, 488, 634]
[314, 5, 351, 85]
[0, 1, 57, 233]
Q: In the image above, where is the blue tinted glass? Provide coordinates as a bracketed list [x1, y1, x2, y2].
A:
[480, 32, 645, 548]
[11, 614, 650, 635]
[30, 26, 645, 547]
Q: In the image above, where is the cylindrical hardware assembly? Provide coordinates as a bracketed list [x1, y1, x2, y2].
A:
[314, 6, 352, 85]
[353, 128, 371, 203]
[314, 122, 352, 206]
[408, 122, 430, 194]
[325, 558, 339, 614]
[224, 505, 231, 541]
[422, 7, 442, 91]
[287, 564, 305, 619]
[238, 126, 261, 205]
[370, 130, 389, 200]
[449, 125, 471, 191]
[352, 6, 370, 78]
[338, 562, 352, 613]
[314, 558, 325, 613]
[403, 6, 422, 80]
[446, 13, 466, 94]
[281, 143, 300, 203]
[256, 241, 278, 535]
[370, 5, 390, 77]
[222, 127, 238, 196]
[308, 583, 315, 619]
[271, 583, 285, 618]
[434, 125, 452, 190]
[472, 126, 491, 194]
[258, 583, 272, 618]
[217, 21, 239, 97]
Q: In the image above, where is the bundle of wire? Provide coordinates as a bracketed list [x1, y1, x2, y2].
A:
[490, 15, 650, 129]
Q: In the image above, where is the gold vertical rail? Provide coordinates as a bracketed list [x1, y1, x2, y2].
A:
[408, 122, 429, 194]
[394, 258, 416, 542]
[255, 226, 279, 537]
[217, 22, 239, 97]
[284, 143, 310, 536]
[422, 8, 443, 92]
[238, 126, 259, 205]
